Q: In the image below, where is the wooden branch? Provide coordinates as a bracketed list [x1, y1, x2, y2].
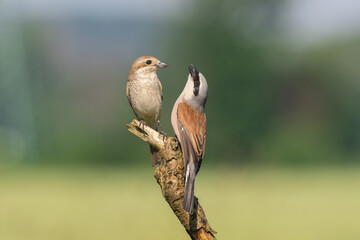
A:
[126, 119, 216, 240]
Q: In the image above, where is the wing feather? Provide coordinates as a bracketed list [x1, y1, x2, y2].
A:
[176, 102, 206, 172]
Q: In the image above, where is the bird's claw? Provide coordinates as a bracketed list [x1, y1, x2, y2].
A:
[159, 130, 168, 141]
[138, 120, 146, 130]
[138, 120, 148, 137]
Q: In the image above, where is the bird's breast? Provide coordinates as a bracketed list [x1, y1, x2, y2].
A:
[128, 78, 162, 126]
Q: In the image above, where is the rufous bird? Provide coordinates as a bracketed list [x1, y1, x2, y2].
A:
[171, 64, 208, 213]
[126, 56, 168, 166]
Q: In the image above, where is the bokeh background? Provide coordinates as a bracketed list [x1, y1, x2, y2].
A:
[1, 0, 360, 239]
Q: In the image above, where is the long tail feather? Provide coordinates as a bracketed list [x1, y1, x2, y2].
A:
[183, 163, 196, 213]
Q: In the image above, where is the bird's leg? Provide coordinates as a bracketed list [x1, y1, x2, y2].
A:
[137, 120, 148, 137]
[138, 120, 146, 130]
[156, 120, 167, 140]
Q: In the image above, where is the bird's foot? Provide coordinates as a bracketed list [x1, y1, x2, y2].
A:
[138, 120, 146, 131]
[137, 120, 148, 137]
[156, 120, 167, 141]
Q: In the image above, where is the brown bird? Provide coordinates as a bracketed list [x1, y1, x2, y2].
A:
[126, 56, 168, 166]
[171, 64, 208, 213]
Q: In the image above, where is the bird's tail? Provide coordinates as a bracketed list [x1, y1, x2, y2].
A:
[183, 162, 196, 214]
[147, 121, 162, 166]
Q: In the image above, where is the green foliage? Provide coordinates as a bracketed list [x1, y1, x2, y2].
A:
[1, 0, 359, 166]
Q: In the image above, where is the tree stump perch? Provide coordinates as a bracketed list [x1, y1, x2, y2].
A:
[126, 119, 216, 240]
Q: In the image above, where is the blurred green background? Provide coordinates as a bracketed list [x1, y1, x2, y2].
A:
[1, 0, 360, 239]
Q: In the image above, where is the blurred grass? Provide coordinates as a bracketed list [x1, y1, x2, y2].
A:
[1, 167, 360, 240]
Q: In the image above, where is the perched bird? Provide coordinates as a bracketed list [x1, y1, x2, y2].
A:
[171, 64, 208, 213]
[126, 56, 168, 166]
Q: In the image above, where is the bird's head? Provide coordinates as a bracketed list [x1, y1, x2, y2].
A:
[183, 64, 208, 110]
[129, 56, 168, 75]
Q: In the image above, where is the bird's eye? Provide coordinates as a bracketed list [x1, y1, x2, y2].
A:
[146, 60, 152, 65]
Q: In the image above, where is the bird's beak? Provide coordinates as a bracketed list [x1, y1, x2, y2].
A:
[188, 64, 198, 79]
[156, 62, 168, 68]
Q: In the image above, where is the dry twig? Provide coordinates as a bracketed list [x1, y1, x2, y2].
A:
[126, 119, 216, 240]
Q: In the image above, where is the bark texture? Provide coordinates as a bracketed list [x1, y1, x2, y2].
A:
[126, 119, 216, 240]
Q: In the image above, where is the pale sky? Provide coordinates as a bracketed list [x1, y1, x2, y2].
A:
[285, 0, 360, 41]
[1, 0, 186, 19]
[2, 0, 360, 42]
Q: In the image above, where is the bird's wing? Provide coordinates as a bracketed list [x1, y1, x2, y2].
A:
[126, 82, 130, 100]
[126, 82, 134, 109]
[158, 78, 163, 101]
[126, 81, 140, 120]
[177, 102, 206, 171]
